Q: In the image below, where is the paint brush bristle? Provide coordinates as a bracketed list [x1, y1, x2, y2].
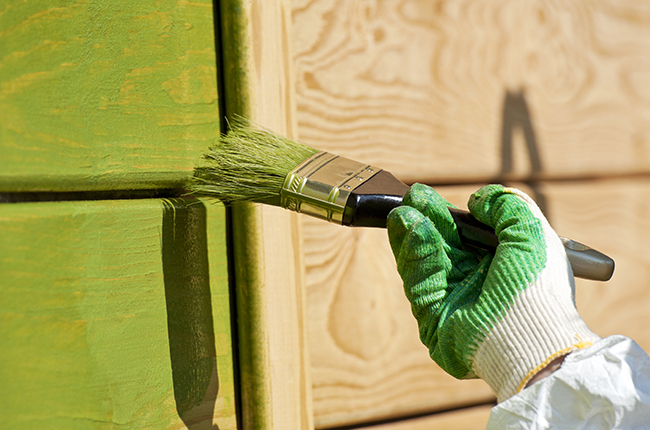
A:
[188, 118, 615, 282]
[189, 117, 319, 205]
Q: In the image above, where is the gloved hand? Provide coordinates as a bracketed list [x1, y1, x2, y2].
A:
[387, 183, 600, 402]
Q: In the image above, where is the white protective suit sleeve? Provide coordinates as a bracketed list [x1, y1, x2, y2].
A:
[486, 335, 650, 429]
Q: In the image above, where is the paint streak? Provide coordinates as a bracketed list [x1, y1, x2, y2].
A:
[0, 199, 236, 429]
[161, 198, 221, 428]
[162, 65, 218, 105]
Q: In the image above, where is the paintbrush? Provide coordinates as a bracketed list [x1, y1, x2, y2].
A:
[189, 117, 614, 282]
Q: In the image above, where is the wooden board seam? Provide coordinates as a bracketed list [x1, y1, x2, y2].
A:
[316, 401, 497, 430]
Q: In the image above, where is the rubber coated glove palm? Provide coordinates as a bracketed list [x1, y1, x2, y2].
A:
[387, 184, 600, 401]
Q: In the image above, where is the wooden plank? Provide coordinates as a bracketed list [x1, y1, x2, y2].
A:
[347, 405, 494, 430]
[0, 0, 219, 191]
[531, 178, 650, 352]
[291, 0, 650, 183]
[0, 198, 236, 429]
[304, 186, 495, 429]
[220, 1, 314, 429]
[306, 178, 650, 428]
[292, 2, 650, 425]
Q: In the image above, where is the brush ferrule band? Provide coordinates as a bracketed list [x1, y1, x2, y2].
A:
[281, 151, 380, 224]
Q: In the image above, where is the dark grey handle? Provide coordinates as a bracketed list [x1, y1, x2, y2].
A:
[343, 171, 615, 282]
[448, 208, 615, 282]
[560, 237, 615, 282]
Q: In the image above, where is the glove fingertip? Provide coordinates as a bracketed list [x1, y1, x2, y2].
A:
[387, 206, 424, 252]
[468, 185, 549, 227]
[468, 184, 505, 210]
[467, 184, 520, 227]
[387, 205, 423, 226]
[387, 205, 447, 264]
[403, 183, 451, 211]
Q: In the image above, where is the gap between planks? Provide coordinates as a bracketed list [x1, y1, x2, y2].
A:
[407, 170, 650, 187]
[317, 401, 497, 430]
[0, 189, 185, 203]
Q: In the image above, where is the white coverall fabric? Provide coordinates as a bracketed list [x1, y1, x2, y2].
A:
[486, 335, 650, 429]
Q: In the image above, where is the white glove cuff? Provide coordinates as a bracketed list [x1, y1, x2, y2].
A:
[472, 282, 600, 402]
[471, 227, 601, 402]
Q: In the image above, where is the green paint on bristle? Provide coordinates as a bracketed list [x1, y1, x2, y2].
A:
[190, 117, 319, 206]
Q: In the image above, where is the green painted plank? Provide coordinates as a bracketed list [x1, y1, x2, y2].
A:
[218, 2, 271, 429]
[0, 198, 236, 429]
[0, 0, 219, 191]
[220, 0, 253, 121]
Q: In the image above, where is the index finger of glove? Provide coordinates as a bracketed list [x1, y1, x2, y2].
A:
[401, 184, 463, 249]
[467, 184, 546, 246]
[466, 185, 551, 320]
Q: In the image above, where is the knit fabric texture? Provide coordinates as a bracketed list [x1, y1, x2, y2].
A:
[387, 184, 600, 401]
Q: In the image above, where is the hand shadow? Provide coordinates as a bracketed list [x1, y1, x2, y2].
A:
[500, 89, 549, 217]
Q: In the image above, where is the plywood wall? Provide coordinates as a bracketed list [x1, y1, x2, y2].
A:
[219, 1, 315, 429]
[291, 1, 650, 428]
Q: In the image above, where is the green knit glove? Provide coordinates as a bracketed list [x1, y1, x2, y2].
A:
[387, 183, 600, 401]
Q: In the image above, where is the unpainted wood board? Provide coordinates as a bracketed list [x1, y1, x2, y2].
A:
[305, 179, 650, 428]
[531, 178, 650, 352]
[0, 198, 236, 429]
[303, 186, 495, 429]
[220, 1, 314, 429]
[347, 405, 494, 430]
[0, 0, 219, 191]
[292, 0, 650, 183]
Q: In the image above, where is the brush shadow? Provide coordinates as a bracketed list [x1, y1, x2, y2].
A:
[499, 89, 549, 217]
[500, 90, 542, 176]
[161, 198, 220, 429]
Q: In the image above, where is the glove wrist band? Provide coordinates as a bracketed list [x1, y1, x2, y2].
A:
[471, 279, 601, 402]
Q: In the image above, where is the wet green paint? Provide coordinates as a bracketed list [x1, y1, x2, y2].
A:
[218, 1, 271, 429]
[0, 0, 219, 191]
[161, 198, 219, 422]
[0, 198, 236, 429]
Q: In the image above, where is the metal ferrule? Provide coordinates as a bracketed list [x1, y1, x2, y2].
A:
[280, 151, 380, 224]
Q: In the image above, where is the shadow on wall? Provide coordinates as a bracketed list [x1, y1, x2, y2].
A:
[162, 198, 220, 430]
[500, 90, 548, 218]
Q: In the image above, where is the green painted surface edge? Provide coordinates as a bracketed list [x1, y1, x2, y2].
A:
[231, 203, 272, 430]
[0, 198, 236, 429]
[220, 0, 253, 121]
[0, 171, 191, 192]
[0, 0, 220, 191]
[220, 1, 272, 429]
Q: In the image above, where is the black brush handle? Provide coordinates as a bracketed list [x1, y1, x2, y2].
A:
[342, 170, 614, 282]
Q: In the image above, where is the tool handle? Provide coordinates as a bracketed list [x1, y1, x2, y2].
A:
[448, 208, 615, 282]
[344, 171, 615, 281]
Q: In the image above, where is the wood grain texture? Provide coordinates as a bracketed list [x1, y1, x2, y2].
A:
[293, 3, 650, 426]
[498, 180, 650, 352]
[0, 0, 219, 191]
[220, 1, 314, 429]
[304, 186, 495, 429]
[0, 198, 236, 429]
[532, 179, 650, 352]
[347, 405, 493, 430]
[292, 0, 650, 183]
[306, 179, 650, 428]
